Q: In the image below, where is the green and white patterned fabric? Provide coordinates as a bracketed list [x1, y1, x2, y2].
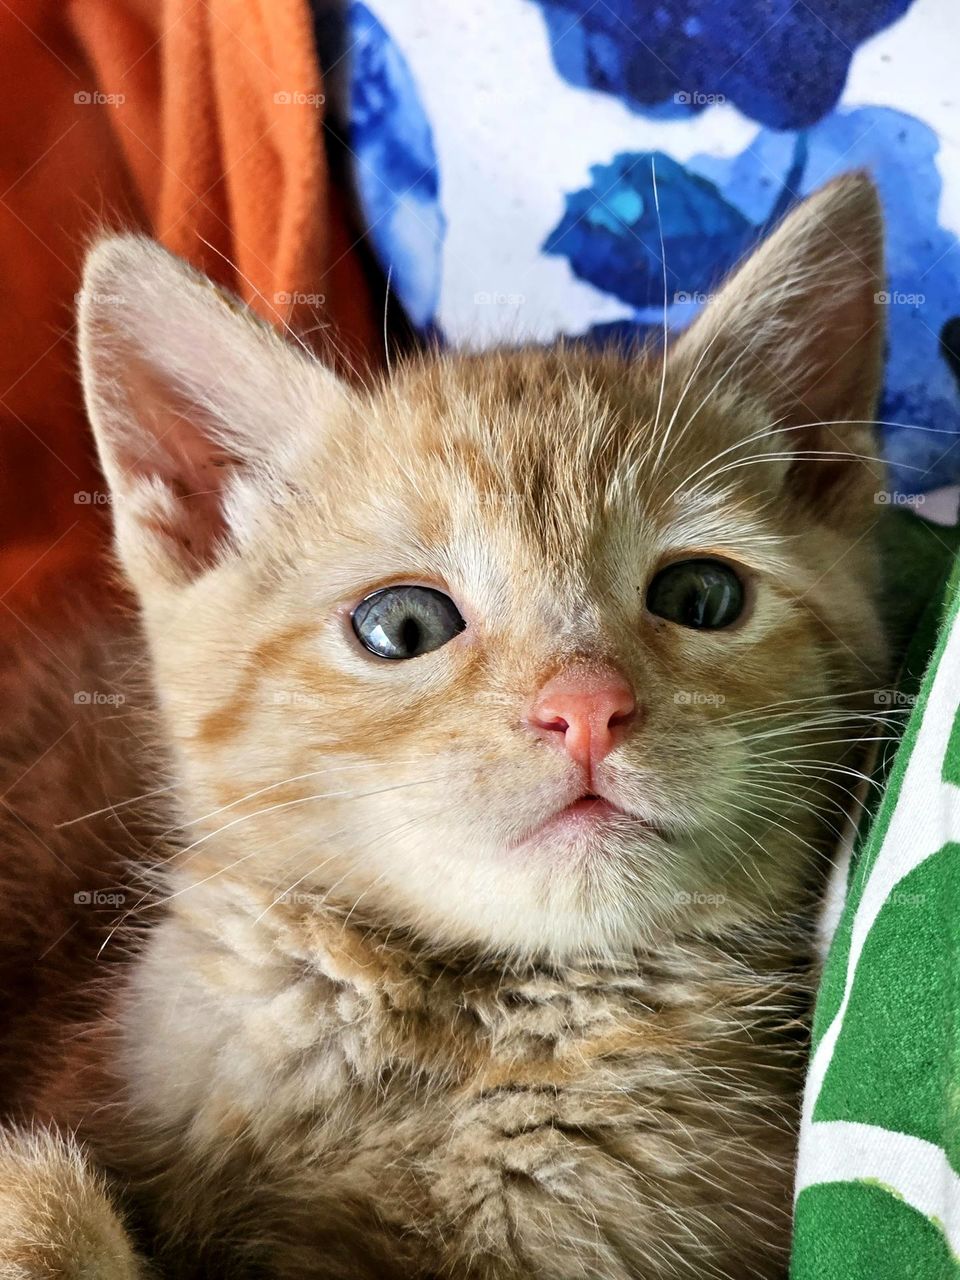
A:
[792, 534, 960, 1277]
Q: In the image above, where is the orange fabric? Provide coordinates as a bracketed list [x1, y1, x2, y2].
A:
[0, 0, 379, 622]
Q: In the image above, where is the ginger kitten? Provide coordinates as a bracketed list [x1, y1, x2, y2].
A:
[0, 174, 886, 1278]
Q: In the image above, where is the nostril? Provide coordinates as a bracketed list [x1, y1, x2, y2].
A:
[539, 714, 569, 734]
[608, 704, 635, 730]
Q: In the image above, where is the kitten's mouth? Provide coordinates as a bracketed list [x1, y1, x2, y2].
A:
[515, 791, 653, 848]
[562, 793, 622, 821]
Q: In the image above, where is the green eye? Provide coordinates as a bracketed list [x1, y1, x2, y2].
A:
[646, 559, 745, 630]
[352, 586, 466, 659]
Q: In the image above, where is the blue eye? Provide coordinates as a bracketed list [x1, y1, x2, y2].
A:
[351, 586, 466, 660]
[646, 559, 745, 630]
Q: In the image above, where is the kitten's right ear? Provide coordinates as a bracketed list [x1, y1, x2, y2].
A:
[78, 236, 350, 590]
[669, 173, 885, 524]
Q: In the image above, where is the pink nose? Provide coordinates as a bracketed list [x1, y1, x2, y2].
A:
[527, 665, 637, 772]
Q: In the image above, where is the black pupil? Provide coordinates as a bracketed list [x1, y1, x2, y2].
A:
[400, 616, 421, 653]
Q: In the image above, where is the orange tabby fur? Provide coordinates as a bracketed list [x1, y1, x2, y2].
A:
[0, 174, 886, 1278]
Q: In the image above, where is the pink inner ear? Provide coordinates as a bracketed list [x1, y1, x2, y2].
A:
[117, 354, 243, 570]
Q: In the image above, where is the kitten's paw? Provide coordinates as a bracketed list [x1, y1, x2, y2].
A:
[0, 1128, 144, 1280]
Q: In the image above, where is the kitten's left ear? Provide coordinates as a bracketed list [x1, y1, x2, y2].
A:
[78, 235, 350, 589]
[671, 172, 885, 516]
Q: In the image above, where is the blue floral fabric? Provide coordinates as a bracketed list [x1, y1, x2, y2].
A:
[328, 0, 960, 495]
[346, 4, 444, 329]
[531, 0, 912, 129]
[542, 150, 754, 311]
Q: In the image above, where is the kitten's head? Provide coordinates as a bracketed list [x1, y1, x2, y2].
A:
[79, 174, 886, 961]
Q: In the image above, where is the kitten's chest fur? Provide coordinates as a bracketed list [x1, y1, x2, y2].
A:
[77, 880, 810, 1278]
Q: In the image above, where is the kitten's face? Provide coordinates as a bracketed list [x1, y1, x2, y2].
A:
[80, 175, 887, 959]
